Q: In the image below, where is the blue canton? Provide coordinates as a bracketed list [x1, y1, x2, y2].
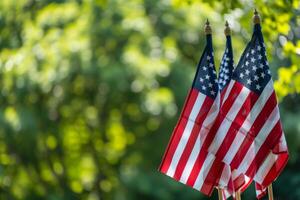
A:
[219, 36, 234, 91]
[193, 35, 219, 99]
[233, 24, 271, 94]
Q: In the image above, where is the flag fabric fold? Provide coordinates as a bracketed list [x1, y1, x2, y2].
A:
[159, 33, 221, 196]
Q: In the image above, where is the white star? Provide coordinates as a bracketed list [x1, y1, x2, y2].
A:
[247, 79, 252, 85]
[210, 90, 216, 96]
[251, 49, 255, 54]
[252, 66, 257, 71]
[245, 69, 250, 75]
[208, 83, 213, 88]
[256, 84, 261, 90]
[226, 57, 230, 61]
[261, 72, 265, 78]
[207, 55, 211, 60]
[259, 63, 264, 68]
[258, 55, 262, 60]
[251, 57, 256, 63]
[213, 71, 216, 75]
[215, 79, 218, 83]
[200, 78, 204, 82]
[240, 73, 244, 78]
[209, 63, 214, 68]
[224, 62, 228, 67]
[246, 53, 249, 57]
[205, 74, 210, 79]
[203, 66, 207, 71]
[245, 61, 249, 66]
[202, 86, 206, 90]
[265, 61, 269, 66]
[257, 45, 261, 51]
[267, 70, 271, 74]
[224, 75, 229, 80]
[254, 75, 259, 81]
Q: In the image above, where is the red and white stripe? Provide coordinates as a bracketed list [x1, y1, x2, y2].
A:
[197, 78, 288, 197]
[197, 80, 253, 199]
[220, 80, 235, 105]
[255, 182, 267, 199]
[159, 88, 220, 195]
[253, 134, 288, 198]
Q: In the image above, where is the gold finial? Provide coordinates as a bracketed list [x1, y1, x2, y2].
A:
[224, 20, 231, 36]
[205, 19, 212, 35]
[253, 8, 261, 24]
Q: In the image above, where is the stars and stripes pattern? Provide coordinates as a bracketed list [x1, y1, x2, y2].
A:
[215, 33, 261, 200]
[218, 36, 234, 92]
[202, 23, 289, 199]
[159, 33, 221, 196]
[159, 21, 288, 199]
[216, 32, 262, 200]
[216, 34, 236, 198]
[215, 34, 251, 199]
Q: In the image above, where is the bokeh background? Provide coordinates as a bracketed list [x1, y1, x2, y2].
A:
[0, 0, 299, 199]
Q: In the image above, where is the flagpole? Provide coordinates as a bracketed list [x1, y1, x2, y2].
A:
[224, 20, 230, 36]
[268, 184, 274, 200]
[205, 19, 212, 35]
[253, 8, 260, 25]
[217, 187, 223, 200]
[236, 190, 241, 200]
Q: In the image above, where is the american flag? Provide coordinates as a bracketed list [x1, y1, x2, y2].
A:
[202, 23, 289, 199]
[159, 32, 221, 195]
[217, 29, 258, 200]
[215, 31, 253, 200]
[217, 33, 243, 198]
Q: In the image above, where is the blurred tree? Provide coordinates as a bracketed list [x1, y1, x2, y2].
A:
[0, 0, 299, 200]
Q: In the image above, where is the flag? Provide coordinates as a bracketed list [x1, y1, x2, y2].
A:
[216, 27, 252, 199]
[159, 27, 221, 196]
[217, 29, 236, 197]
[200, 21, 289, 199]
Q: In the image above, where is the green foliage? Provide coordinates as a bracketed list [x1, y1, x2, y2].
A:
[0, 0, 299, 199]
